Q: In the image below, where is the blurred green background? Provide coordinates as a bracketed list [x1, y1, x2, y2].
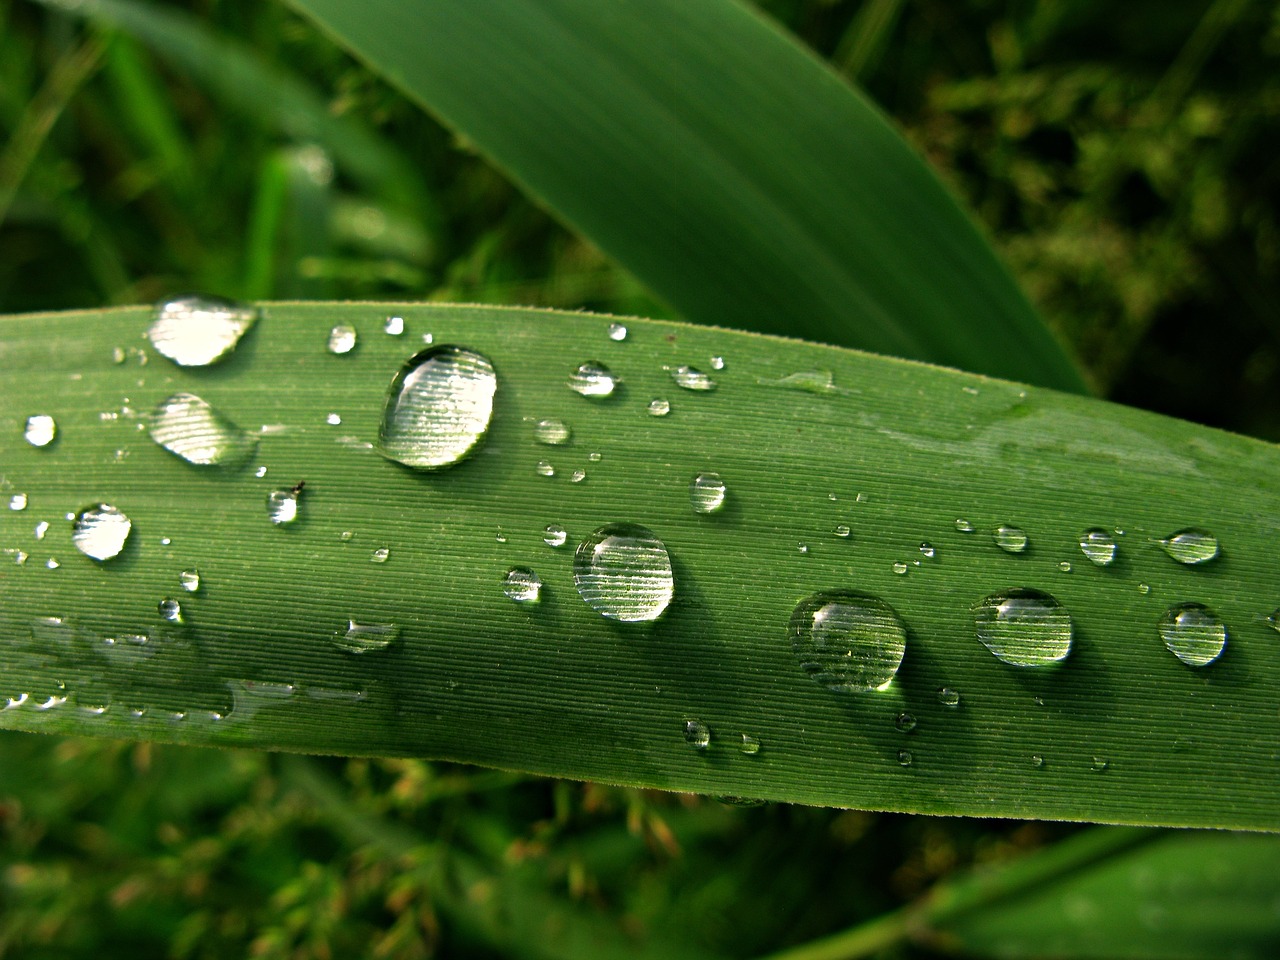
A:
[1, 0, 1277, 956]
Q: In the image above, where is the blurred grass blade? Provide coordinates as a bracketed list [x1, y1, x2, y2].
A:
[283, 0, 1087, 392]
[0, 303, 1276, 828]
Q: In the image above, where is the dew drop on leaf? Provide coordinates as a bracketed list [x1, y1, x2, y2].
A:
[919, 541, 935, 558]
[23, 415, 56, 448]
[668, 364, 717, 392]
[158, 598, 183, 623]
[327, 323, 357, 355]
[834, 524, 851, 538]
[72, 504, 132, 561]
[973, 588, 1072, 666]
[573, 523, 674, 622]
[149, 392, 258, 468]
[789, 591, 907, 693]
[9, 493, 27, 511]
[534, 418, 571, 445]
[543, 524, 568, 548]
[897, 749, 913, 767]
[568, 361, 617, 398]
[535, 460, 555, 478]
[689, 472, 726, 514]
[334, 620, 399, 654]
[148, 295, 257, 367]
[1079, 528, 1117, 566]
[648, 398, 671, 417]
[384, 315, 405, 336]
[179, 569, 201, 593]
[378, 345, 497, 470]
[266, 489, 300, 525]
[370, 547, 389, 563]
[607, 322, 627, 342]
[895, 712, 917, 733]
[684, 719, 711, 750]
[955, 518, 975, 533]
[1157, 602, 1227, 667]
[937, 686, 961, 707]
[1157, 528, 1219, 565]
[502, 567, 542, 603]
[739, 733, 761, 756]
[993, 524, 1029, 553]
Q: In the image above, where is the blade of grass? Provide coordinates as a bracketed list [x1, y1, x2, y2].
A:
[282, 0, 1087, 391]
[0, 303, 1275, 829]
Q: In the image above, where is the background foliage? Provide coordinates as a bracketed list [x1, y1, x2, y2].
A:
[1, 0, 1278, 956]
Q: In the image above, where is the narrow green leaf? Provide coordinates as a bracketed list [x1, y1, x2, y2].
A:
[282, 0, 1087, 391]
[0, 303, 1274, 828]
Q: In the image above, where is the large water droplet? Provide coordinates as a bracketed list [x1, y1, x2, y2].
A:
[668, 365, 717, 392]
[158, 598, 183, 623]
[149, 392, 257, 468]
[266, 488, 300, 525]
[179, 569, 201, 593]
[689, 472, 726, 514]
[334, 620, 399, 654]
[607, 322, 628, 342]
[72, 504, 132, 561]
[1158, 602, 1227, 667]
[937, 686, 961, 707]
[503, 567, 542, 603]
[24, 415, 56, 448]
[684, 719, 711, 750]
[739, 733, 761, 755]
[973, 588, 1072, 666]
[378, 345, 497, 470]
[789, 591, 907, 693]
[327, 323, 358, 355]
[534, 418, 571, 445]
[573, 523, 673, 622]
[1079, 528, 1117, 566]
[148, 295, 257, 367]
[9, 493, 27, 511]
[895, 712, 917, 733]
[568, 361, 617, 398]
[1157, 529, 1219, 565]
[543, 524, 568, 548]
[993, 524, 1029, 553]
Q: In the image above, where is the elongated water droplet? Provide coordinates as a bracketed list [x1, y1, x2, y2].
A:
[503, 567, 542, 603]
[378, 345, 497, 470]
[34, 521, 48, 540]
[150, 392, 257, 468]
[24, 415, 56, 447]
[669, 365, 716, 392]
[689, 472, 726, 514]
[955, 518, 974, 533]
[370, 547, 390, 563]
[179, 569, 200, 593]
[266, 488, 300, 525]
[568, 361, 617, 398]
[789, 591, 907, 693]
[573, 523, 674, 622]
[534, 418, 571, 445]
[834, 524, 851, 538]
[72, 504, 132, 561]
[148, 295, 257, 367]
[684, 719, 711, 750]
[543, 524, 568, 548]
[607, 322, 628, 342]
[1158, 602, 1227, 667]
[973, 588, 1072, 666]
[993, 524, 1029, 553]
[158, 598, 183, 623]
[895, 712, 917, 733]
[1079, 528, 1117, 566]
[648, 398, 671, 417]
[1157, 529, 1219, 565]
[335, 620, 399, 654]
[739, 733, 761, 755]
[384, 315, 404, 336]
[327, 323, 357, 354]
[937, 686, 960, 707]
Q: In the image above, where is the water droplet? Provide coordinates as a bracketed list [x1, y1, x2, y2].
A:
[834, 524, 851, 538]
[710, 356, 726, 371]
[1091, 756, 1109, 773]
[34, 521, 48, 540]
[24, 415, 56, 447]
[179, 569, 200, 592]
[937, 686, 961, 707]
[1138, 582, 1151, 595]
[495, 530, 507, 543]
[255, 466, 268, 478]
[1031, 754, 1045, 768]
[683, 719, 711, 750]
[955, 518, 975, 533]
[335, 620, 399, 654]
[919, 542, 935, 559]
[9, 493, 27, 511]
[789, 591, 907, 693]
[897, 749, 913, 766]
[1157, 529, 1219, 565]
[503, 567, 542, 603]
[370, 547, 390, 563]
[689, 472, 726, 514]
[892, 561, 908, 575]
[739, 733, 761, 756]
[534, 418, 571, 445]
[668, 365, 716, 392]
[327, 323, 357, 355]
[973, 588, 1072, 666]
[570, 468, 586, 483]
[385, 315, 405, 336]
[378, 345, 497, 470]
[543, 524, 568, 548]
[149, 392, 258, 468]
[45, 557, 59, 569]
[148, 295, 257, 367]
[993, 524, 1029, 553]
[1057, 561, 1072, 573]
[588, 452, 602, 462]
[895, 712, 917, 733]
[266, 488, 300, 525]
[326, 412, 342, 426]
[338, 530, 355, 542]
[568, 361, 617, 398]
[1267, 609, 1280, 632]
[112, 346, 126, 364]
[607, 322, 627, 342]
[1079, 528, 1117, 566]
[158, 598, 183, 623]
[535, 459, 555, 478]
[72, 504, 132, 561]
[573, 523, 674, 622]
[1158, 602, 1227, 667]
[648, 398, 671, 417]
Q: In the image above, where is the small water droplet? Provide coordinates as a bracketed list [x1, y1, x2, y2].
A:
[112, 346, 126, 364]
[973, 588, 1072, 666]
[573, 523, 674, 622]
[71, 504, 132, 561]
[45, 557, 59, 569]
[955, 518, 974, 533]
[255, 466, 268, 478]
[568, 361, 617, 398]
[1091, 756, 1109, 773]
[1138, 582, 1151, 595]
[384, 315, 405, 336]
[149, 295, 257, 367]
[648, 398, 671, 417]
[588, 452, 602, 462]
[897, 749, 913, 766]
[34, 521, 49, 540]
[993, 524, 1029, 553]
[607, 322, 628, 342]
[158, 598, 183, 623]
[503, 567, 542, 603]
[379, 345, 497, 470]
[149, 392, 257, 468]
[543, 524, 568, 548]
[9, 493, 27, 511]
[1157, 529, 1219, 565]
[335, 620, 399, 654]
[266, 488, 300, 525]
[892, 561, 908, 575]
[23, 415, 56, 447]
[710, 356, 726, 371]
[570, 468, 586, 483]
[534, 418, 571, 445]
[535, 459, 555, 477]
[739, 733, 761, 756]
[683, 719, 711, 750]
[1267, 608, 1280, 632]
[668, 365, 717, 392]
[326, 412, 342, 425]
[1158, 602, 1227, 667]
[834, 524, 851, 538]
[789, 591, 907, 693]
[689, 472, 726, 514]
[919, 542, 935, 559]
[327, 323, 358, 354]
[495, 530, 507, 544]
[1031, 754, 1045, 768]
[339, 531, 354, 542]
[1079, 528, 1117, 566]
[11, 550, 27, 565]
[895, 712, 917, 733]
[370, 547, 390, 563]
[1058, 561, 1072, 573]
[937, 686, 961, 707]
[179, 569, 200, 593]
[797, 542, 810, 554]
